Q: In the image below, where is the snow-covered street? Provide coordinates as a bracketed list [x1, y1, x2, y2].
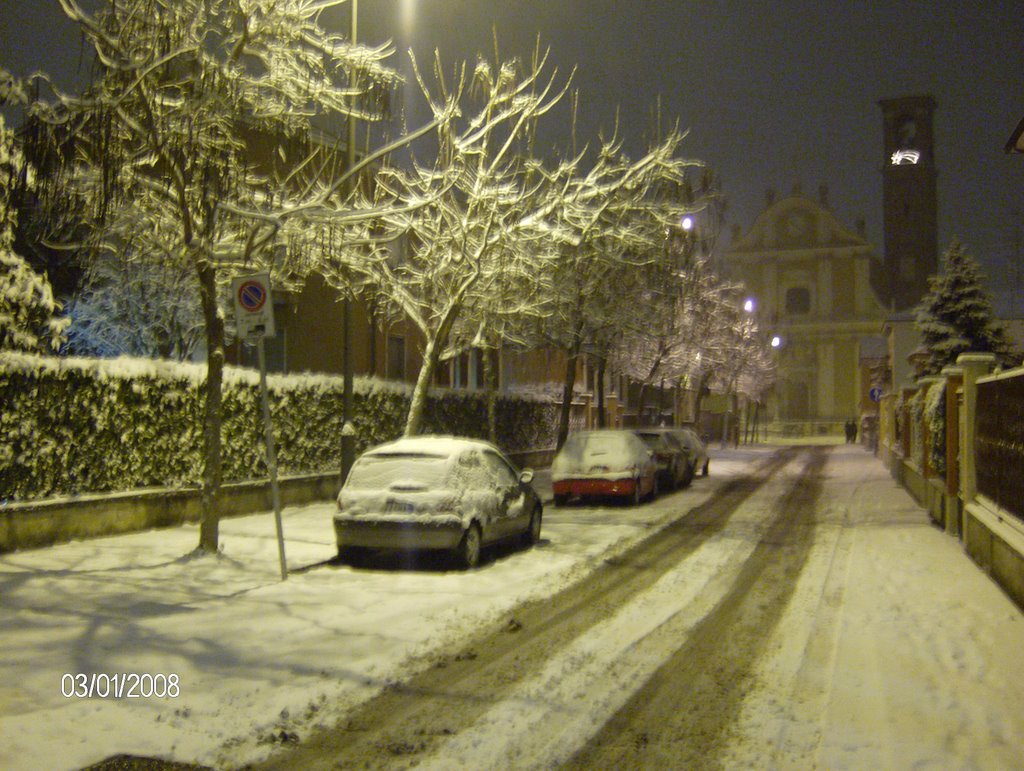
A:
[1, 444, 1023, 770]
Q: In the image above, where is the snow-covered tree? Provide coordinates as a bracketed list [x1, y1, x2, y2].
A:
[611, 246, 775, 431]
[30, 0, 421, 553]
[531, 126, 711, 446]
[335, 48, 570, 437]
[0, 69, 68, 354]
[711, 298, 776, 443]
[914, 239, 1010, 375]
[612, 253, 719, 416]
[66, 252, 204, 361]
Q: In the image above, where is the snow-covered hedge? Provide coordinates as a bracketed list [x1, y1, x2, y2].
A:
[924, 380, 946, 476]
[909, 390, 925, 469]
[0, 353, 558, 501]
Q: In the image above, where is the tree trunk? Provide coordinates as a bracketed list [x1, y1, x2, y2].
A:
[405, 338, 439, 437]
[405, 305, 461, 437]
[693, 372, 712, 437]
[636, 383, 649, 427]
[197, 264, 225, 554]
[556, 338, 581, 450]
[483, 347, 499, 444]
[596, 356, 607, 428]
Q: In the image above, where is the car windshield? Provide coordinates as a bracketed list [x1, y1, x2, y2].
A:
[345, 453, 449, 490]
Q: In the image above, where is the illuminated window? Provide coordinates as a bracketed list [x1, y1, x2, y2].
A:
[785, 287, 811, 315]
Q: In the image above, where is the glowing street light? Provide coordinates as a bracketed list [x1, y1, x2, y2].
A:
[743, 298, 755, 313]
[771, 335, 782, 348]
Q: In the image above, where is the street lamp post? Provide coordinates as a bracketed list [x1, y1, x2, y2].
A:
[341, 0, 358, 485]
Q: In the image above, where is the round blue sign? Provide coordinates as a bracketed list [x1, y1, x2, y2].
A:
[869, 387, 883, 403]
[238, 280, 267, 312]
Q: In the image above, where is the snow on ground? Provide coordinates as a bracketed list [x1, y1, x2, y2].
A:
[1, 445, 1023, 770]
[720, 446, 1024, 769]
[412, 449, 806, 770]
[0, 450, 750, 771]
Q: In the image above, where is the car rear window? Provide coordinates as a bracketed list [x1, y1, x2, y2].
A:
[561, 432, 639, 464]
[346, 453, 449, 490]
[636, 433, 661, 448]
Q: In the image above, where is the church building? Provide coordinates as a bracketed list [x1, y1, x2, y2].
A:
[721, 185, 887, 433]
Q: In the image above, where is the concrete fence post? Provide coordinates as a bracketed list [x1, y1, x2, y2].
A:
[956, 353, 997, 525]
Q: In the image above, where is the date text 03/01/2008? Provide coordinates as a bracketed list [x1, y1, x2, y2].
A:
[61, 673, 180, 699]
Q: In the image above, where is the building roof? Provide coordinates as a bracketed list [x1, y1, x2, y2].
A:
[725, 192, 872, 258]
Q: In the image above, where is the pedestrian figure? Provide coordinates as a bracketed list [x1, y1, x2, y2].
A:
[844, 419, 855, 443]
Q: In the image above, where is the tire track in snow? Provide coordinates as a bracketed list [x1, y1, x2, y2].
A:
[563, 446, 829, 770]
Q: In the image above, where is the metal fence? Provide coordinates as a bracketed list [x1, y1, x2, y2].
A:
[976, 373, 1024, 522]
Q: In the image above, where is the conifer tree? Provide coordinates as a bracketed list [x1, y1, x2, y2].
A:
[914, 239, 1009, 375]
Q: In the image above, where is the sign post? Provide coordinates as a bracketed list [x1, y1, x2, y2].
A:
[232, 273, 287, 581]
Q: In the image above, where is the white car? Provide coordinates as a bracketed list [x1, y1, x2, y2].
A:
[334, 436, 542, 569]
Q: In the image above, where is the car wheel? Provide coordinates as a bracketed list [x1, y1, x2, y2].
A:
[457, 523, 482, 569]
[554, 493, 570, 507]
[523, 507, 542, 546]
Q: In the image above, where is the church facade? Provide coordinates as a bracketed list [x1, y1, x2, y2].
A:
[721, 187, 887, 432]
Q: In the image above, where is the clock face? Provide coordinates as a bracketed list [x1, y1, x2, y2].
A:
[897, 117, 918, 149]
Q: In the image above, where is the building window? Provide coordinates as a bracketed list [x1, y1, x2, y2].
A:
[785, 286, 811, 315]
[387, 335, 405, 380]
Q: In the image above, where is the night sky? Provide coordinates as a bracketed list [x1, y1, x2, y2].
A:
[3, 1, 1023, 311]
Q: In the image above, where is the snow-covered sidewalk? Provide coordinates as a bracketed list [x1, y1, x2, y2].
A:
[1, 445, 1022, 770]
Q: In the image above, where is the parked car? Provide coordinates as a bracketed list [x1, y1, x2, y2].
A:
[672, 426, 710, 477]
[334, 436, 542, 569]
[633, 428, 690, 490]
[551, 429, 659, 506]
[635, 427, 709, 482]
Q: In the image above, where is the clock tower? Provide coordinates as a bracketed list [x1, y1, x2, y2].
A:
[878, 95, 938, 311]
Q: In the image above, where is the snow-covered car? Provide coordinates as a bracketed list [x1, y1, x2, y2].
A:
[633, 427, 709, 482]
[670, 426, 710, 477]
[633, 428, 691, 490]
[551, 429, 659, 506]
[334, 436, 542, 569]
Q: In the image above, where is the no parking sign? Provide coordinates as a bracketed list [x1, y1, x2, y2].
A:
[232, 273, 276, 338]
[231, 272, 287, 579]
